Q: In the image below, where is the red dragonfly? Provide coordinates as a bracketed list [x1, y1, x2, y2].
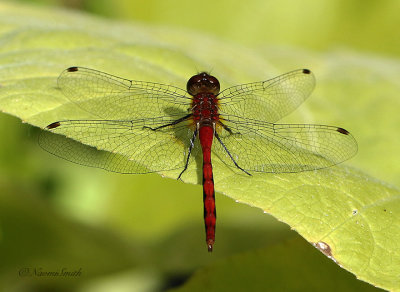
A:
[39, 67, 357, 252]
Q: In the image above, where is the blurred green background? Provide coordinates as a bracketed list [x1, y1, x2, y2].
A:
[1, 0, 399, 291]
[12, 0, 400, 57]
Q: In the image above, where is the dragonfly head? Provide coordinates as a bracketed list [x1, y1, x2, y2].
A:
[187, 72, 220, 96]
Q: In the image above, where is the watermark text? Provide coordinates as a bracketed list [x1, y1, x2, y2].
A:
[18, 267, 82, 277]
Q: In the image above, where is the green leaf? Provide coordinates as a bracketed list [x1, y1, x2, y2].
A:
[0, 2, 399, 291]
[216, 167, 399, 290]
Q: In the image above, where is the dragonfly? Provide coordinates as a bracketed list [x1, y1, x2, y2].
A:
[39, 67, 358, 252]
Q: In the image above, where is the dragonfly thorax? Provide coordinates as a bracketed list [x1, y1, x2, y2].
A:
[192, 92, 220, 126]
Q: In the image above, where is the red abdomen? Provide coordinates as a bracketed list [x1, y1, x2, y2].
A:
[199, 125, 216, 252]
[192, 91, 219, 252]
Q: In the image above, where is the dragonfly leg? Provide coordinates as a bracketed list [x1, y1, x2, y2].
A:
[178, 128, 198, 180]
[218, 121, 236, 135]
[214, 132, 251, 176]
[143, 114, 192, 131]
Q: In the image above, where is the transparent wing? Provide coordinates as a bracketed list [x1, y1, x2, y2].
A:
[57, 67, 192, 120]
[214, 116, 358, 173]
[38, 118, 199, 174]
[218, 69, 316, 123]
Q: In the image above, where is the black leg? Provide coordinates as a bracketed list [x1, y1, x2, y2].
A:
[214, 132, 251, 176]
[144, 114, 192, 131]
[178, 127, 198, 180]
[218, 120, 234, 135]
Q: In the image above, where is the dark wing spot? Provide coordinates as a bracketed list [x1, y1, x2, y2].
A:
[336, 127, 349, 135]
[67, 66, 79, 72]
[302, 69, 311, 74]
[47, 122, 61, 129]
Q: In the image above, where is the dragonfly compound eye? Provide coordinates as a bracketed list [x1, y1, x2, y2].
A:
[187, 72, 220, 96]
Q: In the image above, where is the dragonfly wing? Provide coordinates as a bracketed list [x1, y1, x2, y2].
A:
[214, 117, 358, 173]
[218, 69, 316, 123]
[39, 118, 197, 174]
[57, 67, 191, 120]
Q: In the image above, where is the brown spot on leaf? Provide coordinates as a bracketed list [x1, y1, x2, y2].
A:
[302, 69, 311, 74]
[313, 241, 339, 264]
